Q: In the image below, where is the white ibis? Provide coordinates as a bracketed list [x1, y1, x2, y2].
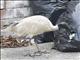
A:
[1, 15, 69, 56]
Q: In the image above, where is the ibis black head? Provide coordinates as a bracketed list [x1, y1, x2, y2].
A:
[58, 22, 71, 33]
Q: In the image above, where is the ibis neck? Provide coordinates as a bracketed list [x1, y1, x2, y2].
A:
[52, 25, 59, 31]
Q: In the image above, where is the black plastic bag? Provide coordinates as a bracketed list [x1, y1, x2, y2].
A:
[52, 2, 80, 52]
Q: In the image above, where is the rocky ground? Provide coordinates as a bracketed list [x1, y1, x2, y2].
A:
[1, 32, 80, 60]
[1, 42, 80, 60]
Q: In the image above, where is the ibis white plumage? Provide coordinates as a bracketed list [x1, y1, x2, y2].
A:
[2, 15, 59, 37]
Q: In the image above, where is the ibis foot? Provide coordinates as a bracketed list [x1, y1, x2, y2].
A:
[24, 50, 50, 57]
